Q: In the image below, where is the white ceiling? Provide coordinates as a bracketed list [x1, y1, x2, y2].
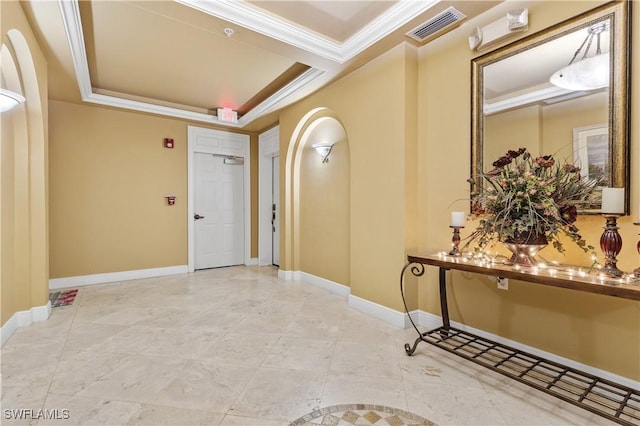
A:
[20, 0, 498, 132]
[482, 20, 611, 115]
[484, 25, 611, 97]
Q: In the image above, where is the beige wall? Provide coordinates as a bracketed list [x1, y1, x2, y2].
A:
[299, 123, 350, 285]
[49, 101, 260, 278]
[1, 1, 49, 324]
[280, 44, 418, 310]
[418, 0, 639, 380]
[484, 105, 542, 170]
[49, 101, 188, 277]
[250, 134, 259, 258]
[542, 92, 608, 166]
[484, 92, 607, 169]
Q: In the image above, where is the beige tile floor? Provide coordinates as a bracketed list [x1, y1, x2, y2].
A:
[1, 266, 616, 425]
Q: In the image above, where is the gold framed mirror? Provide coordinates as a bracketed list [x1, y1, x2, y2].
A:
[471, 1, 630, 213]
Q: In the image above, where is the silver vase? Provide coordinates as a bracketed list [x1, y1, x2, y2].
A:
[504, 234, 548, 266]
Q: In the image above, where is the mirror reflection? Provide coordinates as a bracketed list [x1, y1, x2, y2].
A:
[471, 1, 630, 213]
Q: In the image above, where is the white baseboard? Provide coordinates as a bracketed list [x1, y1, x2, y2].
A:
[299, 271, 350, 297]
[1, 301, 51, 347]
[278, 269, 297, 281]
[49, 265, 188, 290]
[348, 295, 414, 328]
[274, 269, 639, 388]
[278, 270, 350, 298]
[414, 310, 640, 390]
[246, 258, 258, 266]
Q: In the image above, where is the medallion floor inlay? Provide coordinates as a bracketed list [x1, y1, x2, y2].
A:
[289, 404, 434, 426]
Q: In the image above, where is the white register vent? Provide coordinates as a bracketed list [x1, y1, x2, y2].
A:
[406, 6, 466, 44]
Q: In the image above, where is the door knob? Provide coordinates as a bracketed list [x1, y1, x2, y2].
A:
[194, 214, 205, 220]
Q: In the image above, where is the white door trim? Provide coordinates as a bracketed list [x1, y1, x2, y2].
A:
[258, 126, 280, 266]
[188, 126, 251, 272]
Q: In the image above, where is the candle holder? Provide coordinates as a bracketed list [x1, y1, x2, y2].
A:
[600, 214, 623, 277]
[634, 222, 640, 277]
[449, 226, 463, 256]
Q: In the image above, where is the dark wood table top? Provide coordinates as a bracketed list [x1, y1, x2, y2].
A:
[407, 253, 640, 301]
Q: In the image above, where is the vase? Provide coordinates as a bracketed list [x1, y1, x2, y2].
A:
[504, 233, 548, 266]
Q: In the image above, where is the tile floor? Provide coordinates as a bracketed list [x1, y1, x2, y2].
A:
[1, 266, 616, 425]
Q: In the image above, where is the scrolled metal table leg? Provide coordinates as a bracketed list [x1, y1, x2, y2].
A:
[400, 261, 427, 356]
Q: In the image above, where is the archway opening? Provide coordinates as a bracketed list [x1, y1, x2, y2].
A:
[284, 108, 350, 285]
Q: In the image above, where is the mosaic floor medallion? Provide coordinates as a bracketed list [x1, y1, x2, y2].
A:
[290, 404, 435, 426]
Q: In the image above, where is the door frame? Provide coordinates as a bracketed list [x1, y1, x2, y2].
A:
[258, 125, 279, 266]
[187, 126, 251, 272]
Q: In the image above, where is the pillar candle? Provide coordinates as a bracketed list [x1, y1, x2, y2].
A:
[601, 187, 624, 214]
[451, 211, 465, 227]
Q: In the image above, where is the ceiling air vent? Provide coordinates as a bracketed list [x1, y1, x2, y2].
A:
[406, 6, 466, 44]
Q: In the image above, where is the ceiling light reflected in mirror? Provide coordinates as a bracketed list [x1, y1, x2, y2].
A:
[0, 88, 26, 112]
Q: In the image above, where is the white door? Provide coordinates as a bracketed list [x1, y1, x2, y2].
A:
[272, 155, 280, 266]
[194, 153, 244, 269]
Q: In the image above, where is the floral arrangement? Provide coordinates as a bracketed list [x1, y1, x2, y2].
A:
[466, 148, 599, 254]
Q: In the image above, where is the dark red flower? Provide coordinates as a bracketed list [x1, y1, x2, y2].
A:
[563, 164, 580, 173]
[535, 155, 555, 167]
[492, 156, 512, 168]
[507, 148, 526, 159]
[560, 205, 578, 224]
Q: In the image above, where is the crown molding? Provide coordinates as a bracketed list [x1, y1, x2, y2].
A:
[176, 0, 440, 64]
[58, 0, 92, 98]
[176, 0, 344, 62]
[484, 84, 574, 115]
[341, 0, 440, 59]
[58, 0, 326, 128]
[238, 68, 325, 126]
[59, 0, 436, 126]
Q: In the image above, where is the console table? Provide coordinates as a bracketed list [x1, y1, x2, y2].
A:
[400, 253, 640, 426]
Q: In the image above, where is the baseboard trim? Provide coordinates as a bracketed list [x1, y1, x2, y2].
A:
[49, 265, 189, 290]
[1, 301, 51, 347]
[298, 271, 350, 297]
[278, 269, 350, 298]
[246, 258, 258, 266]
[414, 310, 640, 390]
[276, 270, 638, 388]
[348, 295, 412, 328]
[277, 269, 297, 281]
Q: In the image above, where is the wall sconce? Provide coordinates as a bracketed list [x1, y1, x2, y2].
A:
[165, 195, 176, 205]
[312, 143, 335, 163]
[0, 88, 26, 112]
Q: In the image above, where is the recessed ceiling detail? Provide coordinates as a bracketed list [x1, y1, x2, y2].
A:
[176, 0, 440, 63]
[50, 0, 495, 129]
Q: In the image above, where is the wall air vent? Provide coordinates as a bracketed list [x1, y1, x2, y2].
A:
[406, 6, 466, 44]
